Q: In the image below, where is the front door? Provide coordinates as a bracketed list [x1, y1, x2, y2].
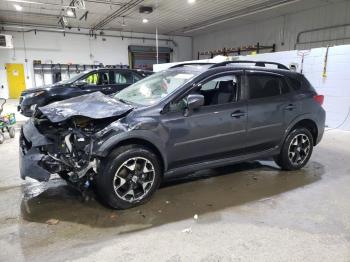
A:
[78, 71, 111, 95]
[162, 72, 247, 169]
[6, 63, 26, 99]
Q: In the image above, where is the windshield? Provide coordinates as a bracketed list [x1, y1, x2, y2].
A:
[114, 69, 200, 106]
[54, 71, 90, 85]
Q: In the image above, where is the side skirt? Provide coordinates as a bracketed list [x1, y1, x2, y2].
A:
[164, 147, 280, 178]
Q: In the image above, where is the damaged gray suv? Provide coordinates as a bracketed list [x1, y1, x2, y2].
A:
[20, 61, 325, 209]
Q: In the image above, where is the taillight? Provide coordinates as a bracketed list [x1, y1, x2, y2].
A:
[313, 95, 324, 106]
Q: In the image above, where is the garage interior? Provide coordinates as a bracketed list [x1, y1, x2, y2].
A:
[0, 0, 350, 261]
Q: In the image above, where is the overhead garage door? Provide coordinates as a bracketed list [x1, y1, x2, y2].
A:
[129, 45, 172, 70]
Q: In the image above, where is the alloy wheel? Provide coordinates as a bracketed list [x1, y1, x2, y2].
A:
[288, 134, 311, 165]
[113, 157, 155, 203]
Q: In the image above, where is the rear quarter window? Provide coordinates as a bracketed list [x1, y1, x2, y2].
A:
[300, 75, 316, 92]
[286, 76, 302, 91]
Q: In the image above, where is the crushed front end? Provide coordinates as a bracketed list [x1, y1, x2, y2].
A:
[20, 117, 100, 186]
[19, 92, 133, 188]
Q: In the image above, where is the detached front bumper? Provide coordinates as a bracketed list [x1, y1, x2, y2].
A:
[19, 120, 53, 182]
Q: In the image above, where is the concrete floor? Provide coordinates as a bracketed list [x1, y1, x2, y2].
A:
[0, 130, 349, 262]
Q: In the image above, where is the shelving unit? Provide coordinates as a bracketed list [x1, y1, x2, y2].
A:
[197, 42, 276, 59]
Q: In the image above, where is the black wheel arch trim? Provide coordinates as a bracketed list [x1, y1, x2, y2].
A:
[93, 130, 168, 171]
[282, 113, 323, 147]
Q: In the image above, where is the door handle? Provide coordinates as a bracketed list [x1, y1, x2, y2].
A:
[285, 104, 297, 111]
[231, 110, 246, 118]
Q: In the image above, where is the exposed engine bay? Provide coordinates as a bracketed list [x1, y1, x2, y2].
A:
[19, 92, 134, 190]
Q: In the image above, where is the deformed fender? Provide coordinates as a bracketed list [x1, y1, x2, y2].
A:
[19, 147, 51, 182]
[23, 119, 52, 147]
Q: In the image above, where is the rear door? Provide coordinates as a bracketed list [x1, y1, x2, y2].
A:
[246, 71, 295, 151]
[110, 70, 138, 93]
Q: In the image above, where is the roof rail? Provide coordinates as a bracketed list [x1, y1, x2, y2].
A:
[210, 61, 289, 70]
[169, 62, 215, 69]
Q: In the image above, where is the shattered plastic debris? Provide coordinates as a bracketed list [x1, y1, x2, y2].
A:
[182, 228, 192, 234]
[165, 201, 170, 204]
[193, 214, 198, 220]
[46, 219, 60, 225]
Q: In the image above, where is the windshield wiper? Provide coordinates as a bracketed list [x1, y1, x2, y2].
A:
[117, 98, 130, 105]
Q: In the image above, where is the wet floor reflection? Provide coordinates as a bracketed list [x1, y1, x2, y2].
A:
[20, 161, 324, 232]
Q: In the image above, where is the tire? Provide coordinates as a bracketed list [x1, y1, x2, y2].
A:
[0, 133, 4, 144]
[9, 126, 15, 138]
[96, 145, 162, 209]
[274, 127, 314, 171]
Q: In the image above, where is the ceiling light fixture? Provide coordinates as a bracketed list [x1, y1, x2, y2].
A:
[13, 4, 23, 11]
[188, 0, 196, 4]
[121, 17, 126, 27]
[142, 18, 149, 24]
[66, 9, 74, 17]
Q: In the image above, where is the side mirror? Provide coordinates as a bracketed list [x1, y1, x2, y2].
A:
[74, 80, 87, 87]
[184, 94, 204, 116]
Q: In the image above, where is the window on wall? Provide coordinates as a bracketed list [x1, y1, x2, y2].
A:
[248, 74, 289, 99]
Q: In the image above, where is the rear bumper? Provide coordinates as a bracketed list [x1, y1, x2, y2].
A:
[315, 108, 326, 145]
[19, 120, 52, 182]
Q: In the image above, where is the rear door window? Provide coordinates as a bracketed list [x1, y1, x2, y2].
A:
[248, 74, 289, 99]
[114, 71, 133, 84]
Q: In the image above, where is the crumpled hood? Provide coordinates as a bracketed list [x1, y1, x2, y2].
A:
[38, 91, 133, 123]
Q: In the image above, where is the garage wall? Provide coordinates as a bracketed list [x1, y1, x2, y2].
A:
[0, 29, 192, 98]
[193, 0, 350, 57]
[239, 45, 350, 130]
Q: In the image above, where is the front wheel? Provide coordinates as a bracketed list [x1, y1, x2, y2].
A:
[275, 128, 314, 170]
[96, 145, 162, 209]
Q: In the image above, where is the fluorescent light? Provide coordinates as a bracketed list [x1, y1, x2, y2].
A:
[188, 0, 196, 4]
[66, 9, 74, 17]
[142, 18, 149, 24]
[13, 4, 23, 11]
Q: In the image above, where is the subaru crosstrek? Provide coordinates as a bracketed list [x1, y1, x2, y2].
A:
[19, 61, 325, 209]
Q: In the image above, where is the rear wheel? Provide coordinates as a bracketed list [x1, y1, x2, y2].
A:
[96, 145, 161, 209]
[275, 127, 313, 170]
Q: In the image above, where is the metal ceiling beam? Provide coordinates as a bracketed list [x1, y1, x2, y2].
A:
[0, 9, 71, 19]
[0, 26, 177, 46]
[85, 0, 124, 5]
[175, 0, 301, 34]
[91, 0, 144, 31]
[4, 0, 80, 9]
